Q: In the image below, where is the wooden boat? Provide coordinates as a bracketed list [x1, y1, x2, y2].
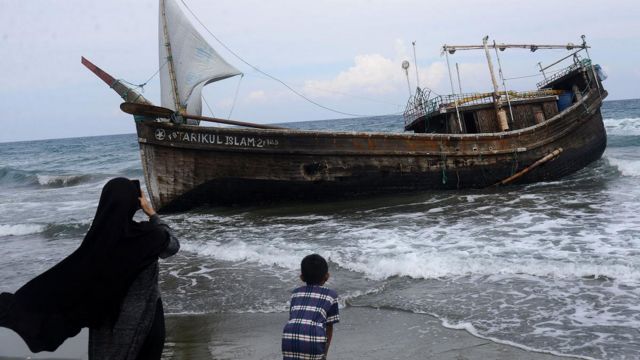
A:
[83, 0, 607, 212]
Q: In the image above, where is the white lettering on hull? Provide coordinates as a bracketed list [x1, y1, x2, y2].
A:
[155, 129, 280, 148]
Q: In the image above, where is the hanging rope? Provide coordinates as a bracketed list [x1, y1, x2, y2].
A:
[179, 0, 386, 118]
[120, 60, 169, 92]
[202, 96, 215, 117]
[228, 74, 244, 120]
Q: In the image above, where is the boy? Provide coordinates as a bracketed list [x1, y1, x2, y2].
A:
[282, 254, 339, 360]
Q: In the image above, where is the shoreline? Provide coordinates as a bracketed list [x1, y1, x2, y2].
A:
[2, 307, 574, 359]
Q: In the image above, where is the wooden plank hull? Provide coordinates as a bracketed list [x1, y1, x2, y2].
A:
[136, 89, 607, 212]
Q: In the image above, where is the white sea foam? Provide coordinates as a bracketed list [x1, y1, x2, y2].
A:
[0, 223, 45, 237]
[438, 319, 596, 360]
[332, 251, 640, 283]
[180, 241, 302, 270]
[36, 174, 89, 187]
[604, 117, 640, 136]
[181, 231, 640, 284]
[606, 156, 640, 177]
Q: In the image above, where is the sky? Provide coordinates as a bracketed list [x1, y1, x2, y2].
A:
[1, 0, 639, 142]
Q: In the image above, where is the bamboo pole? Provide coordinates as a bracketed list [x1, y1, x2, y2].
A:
[483, 36, 509, 131]
[494, 148, 563, 186]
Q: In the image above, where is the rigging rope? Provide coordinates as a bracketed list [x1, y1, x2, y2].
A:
[179, 0, 383, 118]
[120, 60, 169, 92]
[503, 66, 568, 81]
[202, 96, 215, 117]
[228, 74, 244, 120]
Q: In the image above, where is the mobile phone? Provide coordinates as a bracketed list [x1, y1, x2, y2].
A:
[132, 179, 142, 197]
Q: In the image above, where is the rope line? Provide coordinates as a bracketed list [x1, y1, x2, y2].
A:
[178, 0, 381, 118]
[202, 96, 215, 117]
[228, 74, 244, 120]
[120, 60, 169, 92]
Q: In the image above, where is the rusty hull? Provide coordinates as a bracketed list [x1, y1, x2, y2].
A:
[136, 88, 607, 212]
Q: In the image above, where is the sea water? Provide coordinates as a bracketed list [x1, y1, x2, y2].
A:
[1, 99, 639, 359]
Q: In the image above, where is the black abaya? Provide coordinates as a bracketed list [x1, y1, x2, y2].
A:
[0, 178, 170, 353]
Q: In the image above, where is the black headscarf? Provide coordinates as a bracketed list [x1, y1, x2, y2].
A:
[0, 178, 169, 352]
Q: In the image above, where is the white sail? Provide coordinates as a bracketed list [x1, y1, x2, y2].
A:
[159, 0, 242, 115]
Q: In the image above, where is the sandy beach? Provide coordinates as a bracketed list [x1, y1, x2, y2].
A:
[1, 307, 573, 360]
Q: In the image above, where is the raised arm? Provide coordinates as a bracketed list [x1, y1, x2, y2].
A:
[149, 214, 180, 258]
[140, 193, 180, 258]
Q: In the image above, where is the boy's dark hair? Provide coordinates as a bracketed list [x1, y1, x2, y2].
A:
[301, 254, 328, 285]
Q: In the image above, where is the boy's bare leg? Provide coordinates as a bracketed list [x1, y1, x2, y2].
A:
[325, 323, 334, 357]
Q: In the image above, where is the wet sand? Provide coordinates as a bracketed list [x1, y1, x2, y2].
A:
[1, 307, 573, 360]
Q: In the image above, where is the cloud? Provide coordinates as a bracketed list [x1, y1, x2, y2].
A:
[302, 42, 450, 100]
[247, 90, 268, 102]
[303, 54, 398, 97]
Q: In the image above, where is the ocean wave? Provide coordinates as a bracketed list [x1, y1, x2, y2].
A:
[0, 222, 90, 238]
[181, 237, 640, 284]
[36, 174, 93, 187]
[437, 318, 595, 360]
[0, 166, 96, 188]
[0, 224, 46, 237]
[604, 117, 640, 136]
[180, 241, 302, 270]
[43, 222, 91, 238]
[0, 167, 36, 187]
[331, 252, 640, 283]
[606, 157, 640, 177]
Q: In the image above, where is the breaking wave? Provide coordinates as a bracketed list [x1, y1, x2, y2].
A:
[0, 167, 94, 188]
[607, 157, 640, 177]
[36, 174, 92, 187]
[0, 224, 46, 237]
[603, 117, 640, 136]
[0, 222, 90, 238]
[180, 237, 640, 284]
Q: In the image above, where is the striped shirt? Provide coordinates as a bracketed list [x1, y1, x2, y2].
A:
[282, 285, 339, 360]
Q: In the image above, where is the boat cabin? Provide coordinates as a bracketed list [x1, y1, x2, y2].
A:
[403, 37, 604, 135]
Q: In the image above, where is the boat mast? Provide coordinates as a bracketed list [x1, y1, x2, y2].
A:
[482, 36, 509, 131]
[444, 48, 463, 132]
[161, 0, 184, 114]
[442, 39, 587, 132]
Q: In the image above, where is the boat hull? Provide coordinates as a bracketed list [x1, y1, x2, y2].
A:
[136, 90, 607, 212]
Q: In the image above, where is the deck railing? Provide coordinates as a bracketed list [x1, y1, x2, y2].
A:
[537, 58, 591, 89]
[403, 89, 562, 127]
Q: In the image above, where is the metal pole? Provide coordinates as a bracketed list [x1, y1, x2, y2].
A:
[581, 34, 602, 95]
[412, 41, 421, 89]
[445, 49, 456, 95]
[402, 60, 412, 97]
[455, 63, 463, 94]
[538, 62, 547, 80]
[444, 49, 463, 132]
[404, 68, 412, 96]
[493, 41, 514, 123]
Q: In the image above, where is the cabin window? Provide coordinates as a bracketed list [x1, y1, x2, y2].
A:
[463, 112, 478, 134]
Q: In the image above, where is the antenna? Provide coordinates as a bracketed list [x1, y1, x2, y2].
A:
[412, 41, 420, 89]
[402, 60, 412, 96]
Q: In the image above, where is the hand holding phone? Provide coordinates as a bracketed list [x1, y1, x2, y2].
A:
[139, 194, 156, 217]
[132, 179, 155, 217]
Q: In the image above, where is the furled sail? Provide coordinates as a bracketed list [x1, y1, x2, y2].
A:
[159, 0, 242, 116]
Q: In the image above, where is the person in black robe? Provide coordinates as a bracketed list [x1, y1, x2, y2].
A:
[0, 177, 179, 359]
